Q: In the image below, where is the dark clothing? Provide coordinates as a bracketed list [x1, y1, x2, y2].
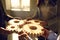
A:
[0, 0, 12, 40]
[0, 0, 12, 28]
[38, 36, 46, 40]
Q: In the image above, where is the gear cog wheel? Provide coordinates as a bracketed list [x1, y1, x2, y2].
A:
[23, 24, 44, 37]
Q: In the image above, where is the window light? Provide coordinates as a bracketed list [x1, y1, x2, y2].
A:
[5, 0, 30, 11]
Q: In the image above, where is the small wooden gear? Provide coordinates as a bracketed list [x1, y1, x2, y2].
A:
[6, 25, 22, 32]
[6, 25, 18, 31]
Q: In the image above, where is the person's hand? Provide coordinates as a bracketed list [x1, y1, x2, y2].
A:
[18, 30, 32, 40]
[0, 27, 12, 35]
[41, 29, 49, 38]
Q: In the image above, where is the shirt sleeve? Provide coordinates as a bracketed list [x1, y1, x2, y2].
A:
[57, 35, 60, 40]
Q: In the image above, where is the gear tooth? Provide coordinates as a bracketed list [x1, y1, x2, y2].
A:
[37, 33, 39, 36]
[38, 33, 41, 36]
[26, 32, 29, 34]
[36, 33, 38, 36]
[27, 33, 29, 35]
[35, 34, 37, 36]
[31, 33, 33, 36]
[35, 33, 36, 36]
[33, 33, 35, 37]
[36, 33, 37, 36]
[29, 32, 31, 36]
[40, 33, 42, 35]
[22, 20, 44, 37]
[30, 32, 31, 34]
[32, 33, 33, 36]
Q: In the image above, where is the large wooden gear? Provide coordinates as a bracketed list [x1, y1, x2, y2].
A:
[23, 24, 44, 37]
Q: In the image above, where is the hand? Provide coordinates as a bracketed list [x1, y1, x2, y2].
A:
[0, 27, 12, 35]
[18, 31, 32, 40]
